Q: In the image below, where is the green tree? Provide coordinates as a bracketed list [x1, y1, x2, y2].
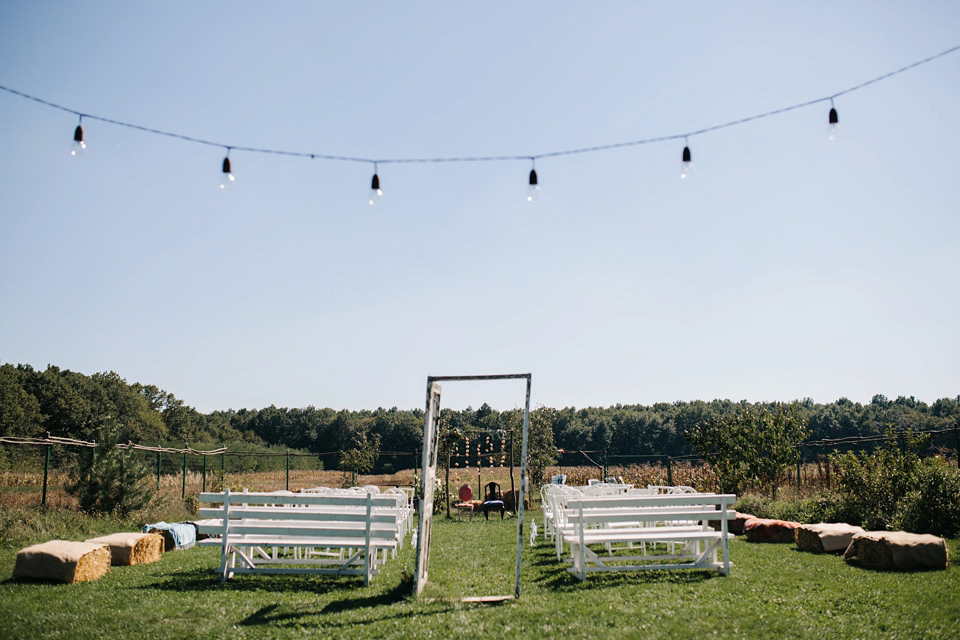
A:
[65, 420, 152, 515]
[685, 403, 809, 498]
[339, 431, 381, 487]
[504, 406, 557, 489]
[0, 364, 42, 437]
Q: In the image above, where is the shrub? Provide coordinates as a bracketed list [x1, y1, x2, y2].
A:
[734, 492, 844, 524]
[891, 457, 960, 537]
[830, 430, 925, 530]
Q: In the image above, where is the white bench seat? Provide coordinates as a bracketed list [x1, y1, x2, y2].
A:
[198, 489, 405, 585]
[559, 493, 736, 580]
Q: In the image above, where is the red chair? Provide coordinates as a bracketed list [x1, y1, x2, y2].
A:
[454, 484, 475, 521]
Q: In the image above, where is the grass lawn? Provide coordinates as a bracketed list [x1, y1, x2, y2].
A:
[2, 513, 958, 639]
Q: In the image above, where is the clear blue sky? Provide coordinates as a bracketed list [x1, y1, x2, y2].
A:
[1, 2, 958, 413]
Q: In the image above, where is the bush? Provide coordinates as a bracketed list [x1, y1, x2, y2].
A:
[830, 430, 925, 530]
[828, 430, 960, 537]
[734, 492, 844, 524]
[891, 457, 960, 537]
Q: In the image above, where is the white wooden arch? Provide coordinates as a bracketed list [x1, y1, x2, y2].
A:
[413, 373, 532, 600]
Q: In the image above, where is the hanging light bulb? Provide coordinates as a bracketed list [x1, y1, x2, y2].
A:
[828, 102, 841, 140]
[368, 166, 382, 206]
[71, 117, 85, 157]
[219, 153, 235, 189]
[526, 161, 539, 202]
[680, 143, 693, 179]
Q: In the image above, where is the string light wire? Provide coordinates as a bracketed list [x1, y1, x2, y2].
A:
[0, 44, 957, 168]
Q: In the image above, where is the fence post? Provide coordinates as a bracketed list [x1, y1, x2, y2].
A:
[221, 449, 225, 487]
[955, 424, 960, 467]
[202, 454, 207, 492]
[509, 429, 516, 502]
[602, 449, 607, 481]
[666, 456, 673, 486]
[182, 444, 187, 500]
[796, 448, 801, 490]
[41, 445, 51, 507]
[157, 450, 162, 489]
[823, 443, 830, 489]
[285, 450, 290, 491]
[445, 442, 451, 519]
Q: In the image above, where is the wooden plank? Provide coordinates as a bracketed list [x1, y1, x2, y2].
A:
[198, 491, 397, 509]
[196, 507, 400, 522]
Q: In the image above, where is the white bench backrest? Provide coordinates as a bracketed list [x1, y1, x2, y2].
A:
[199, 491, 398, 509]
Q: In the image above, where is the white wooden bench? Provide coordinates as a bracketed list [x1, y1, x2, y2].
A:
[557, 493, 736, 580]
[197, 489, 404, 585]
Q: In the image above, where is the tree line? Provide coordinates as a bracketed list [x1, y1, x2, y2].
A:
[2, 363, 958, 472]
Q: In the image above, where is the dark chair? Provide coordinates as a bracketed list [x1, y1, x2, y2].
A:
[482, 481, 505, 520]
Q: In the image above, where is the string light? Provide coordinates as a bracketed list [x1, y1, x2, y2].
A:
[680, 138, 693, 179]
[220, 150, 234, 190]
[828, 99, 841, 140]
[369, 164, 382, 206]
[527, 160, 539, 202]
[71, 116, 85, 157]
[0, 45, 956, 196]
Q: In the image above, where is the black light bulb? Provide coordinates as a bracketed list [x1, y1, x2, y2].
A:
[828, 107, 841, 140]
[680, 146, 693, 179]
[369, 173, 382, 206]
[526, 168, 539, 202]
[220, 156, 235, 189]
[71, 124, 85, 157]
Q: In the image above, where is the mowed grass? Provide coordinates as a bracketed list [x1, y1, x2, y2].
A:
[1, 512, 959, 640]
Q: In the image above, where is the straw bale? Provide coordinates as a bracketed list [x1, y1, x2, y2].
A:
[13, 540, 111, 583]
[85, 532, 164, 566]
[502, 490, 529, 512]
[143, 522, 196, 551]
[149, 528, 176, 552]
[732, 513, 756, 535]
[708, 511, 753, 534]
[743, 517, 800, 543]
[844, 531, 949, 571]
[795, 523, 865, 553]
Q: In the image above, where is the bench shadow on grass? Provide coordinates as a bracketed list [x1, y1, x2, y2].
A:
[527, 545, 720, 591]
[143, 567, 378, 596]
[142, 568, 459, 630]
[538, 566, 719, 591]
[237, 600, 452, 631]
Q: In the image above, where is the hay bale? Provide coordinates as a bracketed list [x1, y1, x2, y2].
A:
[148, 528, 176, 552]
[502, 489, 529, 512]
[732, 513, 755, 535]
[795, 523, 865, 553]
[743, 517, 800, 543]
[707, 511, 752, 534]
[13, 540, 111, 583]
[844, 531, 950, 571]
[143, 522, 196, 551]
[85, 532, 164, 566]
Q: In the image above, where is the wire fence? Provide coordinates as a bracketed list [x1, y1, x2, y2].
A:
[2, 425, 958, 507]
[0, 435, 422, 506]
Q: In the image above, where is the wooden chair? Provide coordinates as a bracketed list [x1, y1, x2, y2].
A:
[482, 481, 505, 520]
[454, 484, 475, 521]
